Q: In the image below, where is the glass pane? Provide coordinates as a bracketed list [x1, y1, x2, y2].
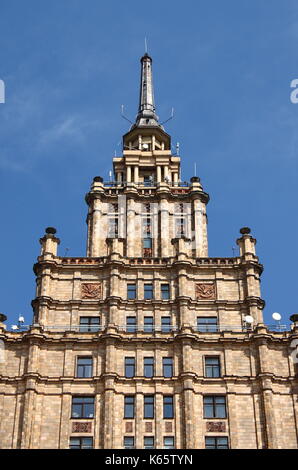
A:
[82, 438, 93, 449]
[72, 404, 82, 418]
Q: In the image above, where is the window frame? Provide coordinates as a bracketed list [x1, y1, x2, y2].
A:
[204, 356, 221, 378]
[127, 284, 137, 300]
[163, 395, 174, 419]
[163, 357, 174, 378]
[203, 395, 227, 419]
[144, 395, 154, 419]
[144, 357, 154, 378]
[76, 356, 93, 378]
[71, 396, 95, 419]
[79, 316, 101, 332]
[126, 316, 137, 333]
[125, 357, 136, 378]
[205, 436, 229, 449]
[69, 437, 94, 449]
[144, 283, 154, 300]
[197, 316, 218, 333]
[161, 283, 170, 300]
[124, 395, 135, 419]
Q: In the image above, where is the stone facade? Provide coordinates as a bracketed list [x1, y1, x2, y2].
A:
[0, 53, 298, 449]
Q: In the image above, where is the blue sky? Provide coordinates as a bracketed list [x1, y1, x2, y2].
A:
[0, 0, 297, 328]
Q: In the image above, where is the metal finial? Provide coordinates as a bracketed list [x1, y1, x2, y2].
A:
[145, 37, 148, 54]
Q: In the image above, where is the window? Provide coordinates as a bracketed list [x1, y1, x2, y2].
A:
[124, 437, 135, 449]
[125, 357, 135, 378]
[79, 317, 100, 332]
[163, 396, 174, 419]
[144, 175, 154, 186]
[203, 396, 227, 419]
[124, 396, 135, 419]
[144, 283, 153, 300]
[144, 316, 154, 333]
[76, 357, 93, 378]
[127, 284, 137, 300]
[143, 238, 152, 248]
[69, 437, 93, 449]
[161, 316, 172, 333]
[163, 358, 173, 378]
[108, 217, 118, 238]
[71, 396, 94, 418]
[144, 357, 154, 378]
[164, 437, 175, 449]
[144, 395, 154, 419]
[161, 284, 170, 300]
[144, 437, 155, 449]
[205, 357, 221, 378]
[197, 317, 218, 333]
[205, 437, 229, 449]
[126, 317, 137, 333]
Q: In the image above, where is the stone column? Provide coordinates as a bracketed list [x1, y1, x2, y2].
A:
[134, 166, 139, 183]
[157, 166, 162, 182]
[127, 166, 132, 183]
[126, 198, 135, 257]
[160, 198, 169, 257]
[193, 198, 208, 257]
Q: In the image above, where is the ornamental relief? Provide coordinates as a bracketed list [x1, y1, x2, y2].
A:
[206, 421, 226, 433]
[195, 282, 216, 300]
[72, 422, 92, 433]
[81, 283, 102, 299]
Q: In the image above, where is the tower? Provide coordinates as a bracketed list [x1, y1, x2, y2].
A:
[0, 53, 298, 450]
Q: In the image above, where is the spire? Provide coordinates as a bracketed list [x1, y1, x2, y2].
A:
[135, 53, 160, 127]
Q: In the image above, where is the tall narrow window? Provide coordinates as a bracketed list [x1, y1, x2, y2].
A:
[124, 396, 135, 419]
[144, 316, 154, 333]
[79, 317, 100, 332]
[71, 397, 94, 418]
[144, 357, 154, 378]
[125, 357, 136, 378]
[197, 317, 218, 333]
[163, 358, 173, 378]
[126, 316, 137, 333]
[204, 357, 221, 378]
[203, 396, 227, 419]
[144, 437, 155, 449]
[76, 357, 93, 378]
[161, 316, 172, 333]
[144, 395, 154, 419]
[127, 284, 137, 300]
[161, 284, 170, 300]
[163, 396, 174, 419]
[143, 238, 152, 257]
[144, 283, 153, 300]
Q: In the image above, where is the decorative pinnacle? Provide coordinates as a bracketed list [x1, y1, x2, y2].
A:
[240, 227, 251, 235]
[135, 53, 160, 127]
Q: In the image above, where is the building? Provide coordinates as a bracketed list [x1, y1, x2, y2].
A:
[0, 53, 298, 450]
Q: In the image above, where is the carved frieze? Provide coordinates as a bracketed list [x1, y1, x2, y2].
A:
[206, 421, 226, 432]
[72, 422, 92, 433]
[195, 282, 216, 300]
[81, 283, 101, 299]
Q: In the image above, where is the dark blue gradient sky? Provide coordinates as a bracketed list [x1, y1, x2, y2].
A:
[0, 0, 297, 328]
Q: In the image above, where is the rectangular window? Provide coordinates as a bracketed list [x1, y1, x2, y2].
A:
[144, 395, 154, 419]
[127, 284, 137, 300]
[125, 357, 135, 378]
[161, 284, 170, 300]
[205, 357, 221, 378]
[144, 283, 153, 300]
[124, 436, 135, 449]
[144, 357, 154, 378]
[144, 316, 154, 333]
[76, 357, 93, 378]
[197, 317, 218, 333]
[203, 396, 227, 419]
[126, 316, 137, 333]
[143, 237, 152, 248]
[205, 437, 229, 449]
[163, 358, 173, 378]
[71, 396, 94, 419]
[79, 317, 100, 332]
[69, 437, 93, 449]
[164, 437, 175, 449]
[124, 396, 135, 419]
[144, 436, 155, 449]
[161, 316, 172, 333]
[163, 396, 174, 419]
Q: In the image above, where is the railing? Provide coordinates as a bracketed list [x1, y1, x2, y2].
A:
[5, 324, 289, 333]
[100, 181, 191, 189]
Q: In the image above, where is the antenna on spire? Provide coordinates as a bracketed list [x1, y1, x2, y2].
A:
[145, 37, 148, 54]
[121, 105, 133, 124]
[194, 163, 197, 176]
[160, 107, 174, 125]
